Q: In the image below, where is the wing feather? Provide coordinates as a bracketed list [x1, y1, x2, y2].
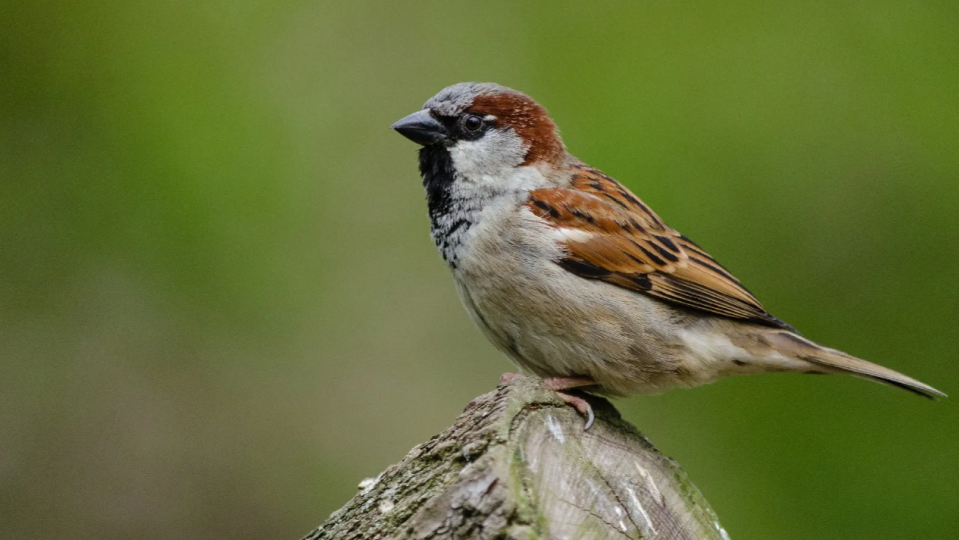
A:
[527, 165, 792, 330]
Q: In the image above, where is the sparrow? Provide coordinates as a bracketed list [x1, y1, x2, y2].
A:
[391, 82, 944, 429]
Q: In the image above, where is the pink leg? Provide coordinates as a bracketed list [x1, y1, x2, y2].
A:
[543, 376, 598, 430]
[542, 376, 596, 391]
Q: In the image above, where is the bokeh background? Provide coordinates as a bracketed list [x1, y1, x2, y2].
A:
[1, 1, 956, 539]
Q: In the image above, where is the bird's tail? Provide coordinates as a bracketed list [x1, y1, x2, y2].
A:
[768, 332, 946, 399]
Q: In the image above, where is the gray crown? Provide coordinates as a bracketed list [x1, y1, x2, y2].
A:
[423, 82, 521, 116]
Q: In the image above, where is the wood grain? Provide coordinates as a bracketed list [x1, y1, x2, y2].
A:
[302, 375, 728, 540]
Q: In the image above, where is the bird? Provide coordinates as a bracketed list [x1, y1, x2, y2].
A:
[391, 82, 944, 429]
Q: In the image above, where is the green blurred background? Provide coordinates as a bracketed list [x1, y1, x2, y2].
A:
[1, 1, 956, 539]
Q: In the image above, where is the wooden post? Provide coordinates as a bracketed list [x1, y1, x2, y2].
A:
[302, 375, 729, 540]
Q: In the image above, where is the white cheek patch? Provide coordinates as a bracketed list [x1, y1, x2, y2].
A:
[449, 129, 528, 179]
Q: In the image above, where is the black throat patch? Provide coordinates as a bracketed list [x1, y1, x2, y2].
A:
[418, 144, 455, 226]
[417, 144, 477, 268]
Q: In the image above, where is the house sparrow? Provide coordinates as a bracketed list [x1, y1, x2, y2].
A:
[391, 82, 944, 429]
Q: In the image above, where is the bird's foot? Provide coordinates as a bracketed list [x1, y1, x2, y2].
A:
[553, 391, 595, 430]
[542, 376, 598, 430]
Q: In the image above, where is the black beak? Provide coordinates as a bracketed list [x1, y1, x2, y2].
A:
[391, 109, 448, 146]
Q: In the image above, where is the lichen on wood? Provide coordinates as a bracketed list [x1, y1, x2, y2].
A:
[303, 375, 729, 540]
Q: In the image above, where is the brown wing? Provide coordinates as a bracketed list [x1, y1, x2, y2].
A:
[527, 165, 793, 330]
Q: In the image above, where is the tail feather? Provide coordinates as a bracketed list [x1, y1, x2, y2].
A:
[770, 332, 946, 399]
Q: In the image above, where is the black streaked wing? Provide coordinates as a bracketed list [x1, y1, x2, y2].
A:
[526, 166, 793, 330]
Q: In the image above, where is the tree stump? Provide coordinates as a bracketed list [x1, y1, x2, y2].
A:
[303, 375, 729, 540]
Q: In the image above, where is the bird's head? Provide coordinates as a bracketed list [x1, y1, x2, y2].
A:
[392, 83, 566, 179]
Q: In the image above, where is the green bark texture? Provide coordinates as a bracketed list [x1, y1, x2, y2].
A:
[302, 375, 729, 540]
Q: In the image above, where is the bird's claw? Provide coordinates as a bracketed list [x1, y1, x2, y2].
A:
[554, 390, 595, 430]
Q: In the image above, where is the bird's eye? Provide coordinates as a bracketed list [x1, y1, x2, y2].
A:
[463, 115, 483, 132]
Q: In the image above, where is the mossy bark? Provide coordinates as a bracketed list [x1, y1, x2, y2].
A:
[302, 375, 729, 540]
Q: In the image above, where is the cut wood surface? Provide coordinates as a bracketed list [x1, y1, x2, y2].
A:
[303, 375, 729, 540]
